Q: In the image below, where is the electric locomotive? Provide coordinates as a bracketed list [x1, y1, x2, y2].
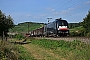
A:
[44, 18, 69, 37]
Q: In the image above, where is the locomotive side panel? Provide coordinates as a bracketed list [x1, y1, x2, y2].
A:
[44, 21, 57, 36]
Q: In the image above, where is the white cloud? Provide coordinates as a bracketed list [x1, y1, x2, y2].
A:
[39, 14, 47, 17]
[53, 7, 75, 15]
[46, 8, 56, 12]
[33, 16, 37, 18]
[27, 14, 31, 17]
[85, 1, 90, 4]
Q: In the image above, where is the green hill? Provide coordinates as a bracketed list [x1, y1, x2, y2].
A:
[68, 23, 81, 29]
[10, 22, 84, 36]
[9, 22, 44, 33]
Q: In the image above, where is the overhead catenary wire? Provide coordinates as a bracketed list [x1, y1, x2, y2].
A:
[64, 1, 90, 19]
[65, 7, 90, 19]
[45, 0, 87, 21]
[53, 0, 83, 16]
[35, 0, 84, 23]
[46, 0, 73, 18]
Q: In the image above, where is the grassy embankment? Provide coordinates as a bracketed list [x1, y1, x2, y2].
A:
[0, 37, 90, 60]
[0, 40, 34, 60]
[69, 26, 85, 36]
[29, 38, 90, 60]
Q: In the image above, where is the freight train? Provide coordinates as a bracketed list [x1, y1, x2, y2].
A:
[30, 18, 69, 37]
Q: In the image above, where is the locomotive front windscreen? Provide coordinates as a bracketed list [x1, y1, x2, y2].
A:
[57, 20, 69, 31]
[57, 20, 68, 26]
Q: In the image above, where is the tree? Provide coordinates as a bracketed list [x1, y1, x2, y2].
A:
[0, 10, 14, 40]
[82, 11, 90, 36]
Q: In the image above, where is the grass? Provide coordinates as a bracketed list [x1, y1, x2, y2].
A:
[17, 45, 34, 60]
[31, 39, 82, 50]
[0, 40, 18, 60]
[0, 40, 34, 60]
[70, 26, 83, 32]
[69, 26, 85, 36]
[1, 38, 90, 60]
[30, 38, 90, 60]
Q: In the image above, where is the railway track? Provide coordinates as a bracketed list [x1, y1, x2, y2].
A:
[34, 37, 90, 43]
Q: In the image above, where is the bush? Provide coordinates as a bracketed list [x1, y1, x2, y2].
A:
[0, 41, 18, 60]
[69, 28, 85, 37]
[15, 34, 24, 40]
[86, 32, 90, 37]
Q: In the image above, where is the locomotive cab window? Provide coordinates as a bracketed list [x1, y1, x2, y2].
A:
[57, 20, 68, 28]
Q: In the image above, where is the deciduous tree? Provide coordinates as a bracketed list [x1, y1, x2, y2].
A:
[0, 10, 14, 40]
[82, 11, 90, 36]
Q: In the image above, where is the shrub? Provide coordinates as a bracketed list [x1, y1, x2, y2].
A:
[86, 32, 90, 37]
[15, 34, 24, 40]
[0, 41, 18, 60]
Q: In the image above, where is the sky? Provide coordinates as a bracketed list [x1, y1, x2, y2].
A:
[0, 0, 90, 24]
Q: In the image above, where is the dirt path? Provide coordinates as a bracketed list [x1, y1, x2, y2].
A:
[22, 44, 66, 60]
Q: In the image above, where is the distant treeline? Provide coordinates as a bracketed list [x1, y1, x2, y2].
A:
[68, 23, 81, 29]
[18, 22, 44, 25]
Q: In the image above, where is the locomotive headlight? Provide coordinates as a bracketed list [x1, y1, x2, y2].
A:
[65, 26, 67, 28]
[58, 28, 59, 30]
[59, 26, 67, 28]
[58, 26, 68, 30]
[66, 31, 68, 33]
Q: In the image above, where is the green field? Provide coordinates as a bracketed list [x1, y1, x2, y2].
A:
[70, 26, 83, 32]
[30, 38, 90, 60]
[1, 38, 90, 60]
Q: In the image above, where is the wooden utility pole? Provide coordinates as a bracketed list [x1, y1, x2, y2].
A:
[3, 31, 5, 40]
[28, 22, 29, 33]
